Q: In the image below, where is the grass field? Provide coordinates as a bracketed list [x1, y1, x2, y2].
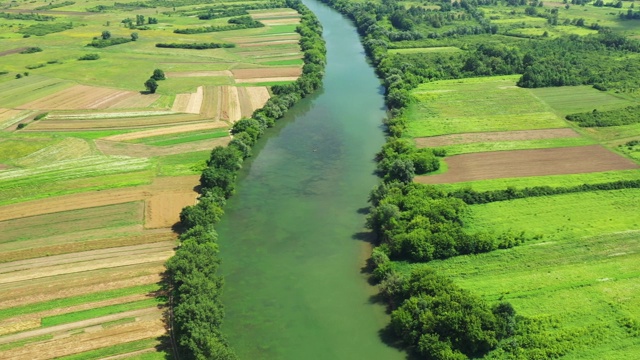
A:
[0, 0, 305, 357]
[421, 188, 640, 358]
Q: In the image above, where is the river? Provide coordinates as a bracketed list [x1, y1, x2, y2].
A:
[216, 0, 406, 358]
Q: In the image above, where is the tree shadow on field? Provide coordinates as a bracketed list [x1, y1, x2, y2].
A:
[154, 270, 180, 359]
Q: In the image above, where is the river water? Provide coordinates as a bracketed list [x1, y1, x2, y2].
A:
[216, 0, 405, 358]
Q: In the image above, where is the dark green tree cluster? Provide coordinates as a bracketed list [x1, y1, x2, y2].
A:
[376, 138, 444, 183]
[381, 267, 519, 360]
[198, 8, 247, 20]
[0, 12, 55, 21]
[88, 31, 133, 48]
[566, 105, 640, 127]
[165, 2, 325, 359]
[143, 69, 165, 94]
[366, 183, 527, 264]
[174, 16, 264, 34]
[155, 42, 235, 49]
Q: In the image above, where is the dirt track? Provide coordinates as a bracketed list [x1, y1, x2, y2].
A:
[416, 145, 639, 184]
[415, 128, 581, 147]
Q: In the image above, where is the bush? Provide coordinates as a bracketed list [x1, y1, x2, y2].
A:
[78, 53, 100, 60]
[20, 47, 42, 54]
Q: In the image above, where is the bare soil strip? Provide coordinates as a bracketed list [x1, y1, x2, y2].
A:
[166, 70, 232, 78]
[0, 243, 174, 285]
[102, 122, 228, 141]
[231, 67, 302, 79]
[145, 192, 197, 229]
[0, 270, 163, 309]
[0, 175, 199, 222]
[0, 47, 28, 57]
[17, 85, 159, 111]
[95, 136, 230, 157]
[415, 128, 582, 147]
[416, 145, 640, 184]
[236, 77, 299, 83]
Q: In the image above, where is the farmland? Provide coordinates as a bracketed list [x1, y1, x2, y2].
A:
[0, 0, 305, 357]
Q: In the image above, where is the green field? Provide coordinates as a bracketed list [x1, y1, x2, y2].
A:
[131, 128, 229, 146]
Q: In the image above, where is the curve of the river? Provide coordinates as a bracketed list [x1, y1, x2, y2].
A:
[217, 0, 406, 358]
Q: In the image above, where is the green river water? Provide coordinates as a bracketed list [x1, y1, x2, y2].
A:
[216, 0, 406, 358]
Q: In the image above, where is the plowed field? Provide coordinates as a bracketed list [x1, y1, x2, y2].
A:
[416, 145, 639, 183]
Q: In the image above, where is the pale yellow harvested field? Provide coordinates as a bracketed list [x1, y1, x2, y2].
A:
[0, 175, 199, 222]
[16, 85, 159, 110]
[171, 93, 191, 113]
[245, 86, 271, 112]
[231, 67, 302, 79]
[250, 10, 300, 19]
[201, 86, 220, 119]
[220, 86, 241, 122]
[166, 70, 232, 78]
[0, 310, 165, 359]
[0, 242, 174, 285]
[236, 77, 299, 83]
[102, 122, 228, 141]
[95, 136, 230, 157]
[0, 270, 163, 309]
[185, 86, 204, 114]
[237, 87, 253, 119]
[238, 39, 300, 48]
[27, 113, 204, 131]
[145, 192, 197, 229]
[259, 18, 301, 25]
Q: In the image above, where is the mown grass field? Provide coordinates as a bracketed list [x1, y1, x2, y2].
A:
[0, 0, 305, 357]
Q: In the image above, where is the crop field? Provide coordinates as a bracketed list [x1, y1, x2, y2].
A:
[0, 0, 305, 356]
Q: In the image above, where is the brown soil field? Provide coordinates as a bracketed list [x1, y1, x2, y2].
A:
[165, 70, 232, 78]
[415, 128, 582, 147]
[219, 86, 241, 122]
[0, 175, 199, 222]
[0, 47, 28, 57]
[0, 230, 175, 263]
[16, 85, 159, 110]
[416, 145, 640, 184]
[0, 242, 174, 285]
[0, 269, 163, 309]
[0, 309, 164, 359]
[231, 67, 302, 79]
[236, 76, 299, 83]
[27, 113, 203, 131]
[95, 136, 230, 157]
[145, 192, 197, 229]
[102, 122, 228, 142]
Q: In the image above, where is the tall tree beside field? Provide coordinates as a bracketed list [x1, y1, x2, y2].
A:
[144, 78, 158, 93]
[101, 30, 111, 40]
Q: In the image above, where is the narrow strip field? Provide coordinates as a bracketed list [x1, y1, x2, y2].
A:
[417, 145, 639, 183]
[415, 128, 581, 147]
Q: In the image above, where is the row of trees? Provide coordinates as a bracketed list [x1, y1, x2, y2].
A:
[165, 1, 326, 358]
[174, 16, 264, 34]
[155, 42, 235, 49]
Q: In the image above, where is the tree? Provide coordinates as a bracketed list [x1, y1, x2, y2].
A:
[131, 32, 139, 41]
[151, 69, 165, 80]
[144, 78, 158, 93]
[101, 30, 111, 40]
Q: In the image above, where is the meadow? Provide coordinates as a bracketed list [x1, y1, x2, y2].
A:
[0, 0, 305, 357]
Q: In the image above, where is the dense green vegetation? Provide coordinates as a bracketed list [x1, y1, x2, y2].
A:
[567, 105, 640, 127]
[155, 42, 235, 49]
[174, 16, 264, 34]
[318, 0, 640, 357]
[165, 1, 326, 358]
